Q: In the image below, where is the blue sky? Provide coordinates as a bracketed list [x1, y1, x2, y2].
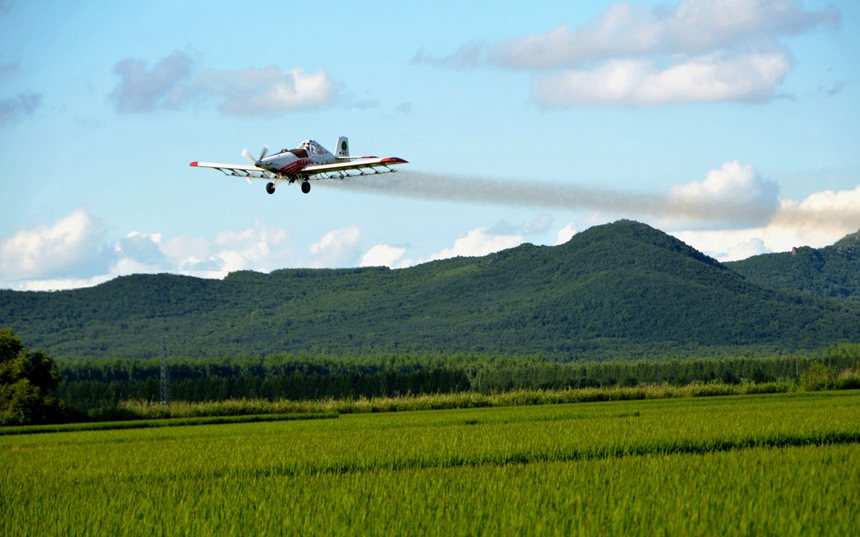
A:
[1, 0, 859, 289]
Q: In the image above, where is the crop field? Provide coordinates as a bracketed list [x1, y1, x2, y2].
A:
[3, 391, 860, 535]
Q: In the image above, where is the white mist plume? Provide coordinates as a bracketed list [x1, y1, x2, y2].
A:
[321, 167, 778, 228]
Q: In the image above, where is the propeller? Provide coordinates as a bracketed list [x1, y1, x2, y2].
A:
[242, 145, 270, 165]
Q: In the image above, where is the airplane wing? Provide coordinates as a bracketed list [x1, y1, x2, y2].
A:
[189, 161, 275, 180]
[189, 157, 407, 181]
[303, 157, 408, 180]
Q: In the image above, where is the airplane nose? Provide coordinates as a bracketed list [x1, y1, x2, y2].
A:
[255, 160, 263, 167]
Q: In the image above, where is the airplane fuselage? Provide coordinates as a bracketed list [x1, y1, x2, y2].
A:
[256, 140, 337, 176]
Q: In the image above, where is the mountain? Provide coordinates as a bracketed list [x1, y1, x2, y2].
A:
[2, 220, 860, 360]
[726, 229, 860, 302]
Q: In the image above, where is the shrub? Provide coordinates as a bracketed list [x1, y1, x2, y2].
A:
[0, 328, 68, 425]
[800, 362, 838, 391]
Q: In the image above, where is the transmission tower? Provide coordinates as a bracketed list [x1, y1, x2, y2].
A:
[160, 330, 170, 405]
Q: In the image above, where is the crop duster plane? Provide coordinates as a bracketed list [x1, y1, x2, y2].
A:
[190, 137, 407, 195]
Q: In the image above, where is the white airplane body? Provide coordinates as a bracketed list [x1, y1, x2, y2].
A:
[190, 137, 407, 195]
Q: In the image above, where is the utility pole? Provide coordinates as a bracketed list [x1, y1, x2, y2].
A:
[161, 329, 170, 405]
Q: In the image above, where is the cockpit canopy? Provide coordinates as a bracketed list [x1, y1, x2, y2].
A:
[299, 140, 326, 154]
[279, 140, 328, 158]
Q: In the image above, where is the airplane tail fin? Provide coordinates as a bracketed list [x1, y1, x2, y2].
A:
[336, 136, 349, 158]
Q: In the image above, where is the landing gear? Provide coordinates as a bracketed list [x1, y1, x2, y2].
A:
[301, 181, 311, 194]
[266, 182, 276, 195]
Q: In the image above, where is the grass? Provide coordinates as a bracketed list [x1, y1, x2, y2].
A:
[2, 391, 859, 535]
[0, 412, 337, 436]
[111, 380, 799, 421]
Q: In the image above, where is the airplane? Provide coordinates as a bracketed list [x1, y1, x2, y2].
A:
[189, 137, 407, 195]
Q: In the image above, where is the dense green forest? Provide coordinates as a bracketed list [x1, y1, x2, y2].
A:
[55, 345, 860, 409]
[727, 229, 860, 301]
[4, 220, 860, 361]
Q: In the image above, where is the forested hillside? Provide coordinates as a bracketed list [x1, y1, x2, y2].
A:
[727, 230, 860, 302]
[3, 220, 860, 360]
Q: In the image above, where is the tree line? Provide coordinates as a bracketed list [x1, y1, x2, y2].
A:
[54, 346, 860, 409]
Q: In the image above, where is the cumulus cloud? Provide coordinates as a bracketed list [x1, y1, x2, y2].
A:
[1, 275, 115, 292]
[770, 186, 860, 241]
[428, 217, 554, 261]
[362, 216, 553, 269]
[555, 223, 577, 245]
[533, 52, 791, 107]
[490, 0, 838, 69]
[111, 51, 193, 113]
[113, 231, 168, 272]
[416, 0, 838, 107]
[150, 221, 292, 277]
[667, 185, 860, 261]
[308, 224, 363, 267]
[520, 214, 553, 234]
[110, 51, 339, 115]
[722, 237, 770, 260]
[0, 206, 110, 281]
[194, 66, 336, 115]
[428, 227, 525, 261]
[360, 244, 407, 267]
[667, 159, 779, 227]
[0, 214, 301, 290]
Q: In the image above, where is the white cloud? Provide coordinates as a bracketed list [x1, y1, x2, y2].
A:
[360, 244, 406, 268]
[489, 0, 838, 69]
[110, 52, 339, 115]
[1, 217, 371, 290]
[308, 224, 363, 267]
[667, 159, 779, 227]
[112, 231, 167, 274]
[416, 1, 837, 107]
[1, 275, 115, 292]
[534, 160, 780, 231]
[0, 206, 109, 281]
[110, 222, 293, 279]
[722, 237, 770, 261]
[111, 51, 193, 113]
[522, 214, 553, 234]
[533, 52, 791, 107]
[555, 223, 577, 245]
[772, 186, 860, 231]
[105, 222, 293, 280]
[194, 66, 337, 115]
[672, 185, 860, 261]
[212, 222, 290, 272]
[429, 227, 525, 261]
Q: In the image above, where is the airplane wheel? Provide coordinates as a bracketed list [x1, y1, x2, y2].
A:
[266, 182, 276, 195]
[301, 181, 311, 194]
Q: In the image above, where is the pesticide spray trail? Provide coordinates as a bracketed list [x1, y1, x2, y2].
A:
[320, 171, 778, 227]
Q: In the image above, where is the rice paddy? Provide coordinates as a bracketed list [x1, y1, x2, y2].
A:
[2, 391, 859, 535]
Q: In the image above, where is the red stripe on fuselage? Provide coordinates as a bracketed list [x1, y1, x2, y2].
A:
[279, 158, 311, 175]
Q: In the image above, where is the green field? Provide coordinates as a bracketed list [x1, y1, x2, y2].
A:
[3, 391, 860, 535]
